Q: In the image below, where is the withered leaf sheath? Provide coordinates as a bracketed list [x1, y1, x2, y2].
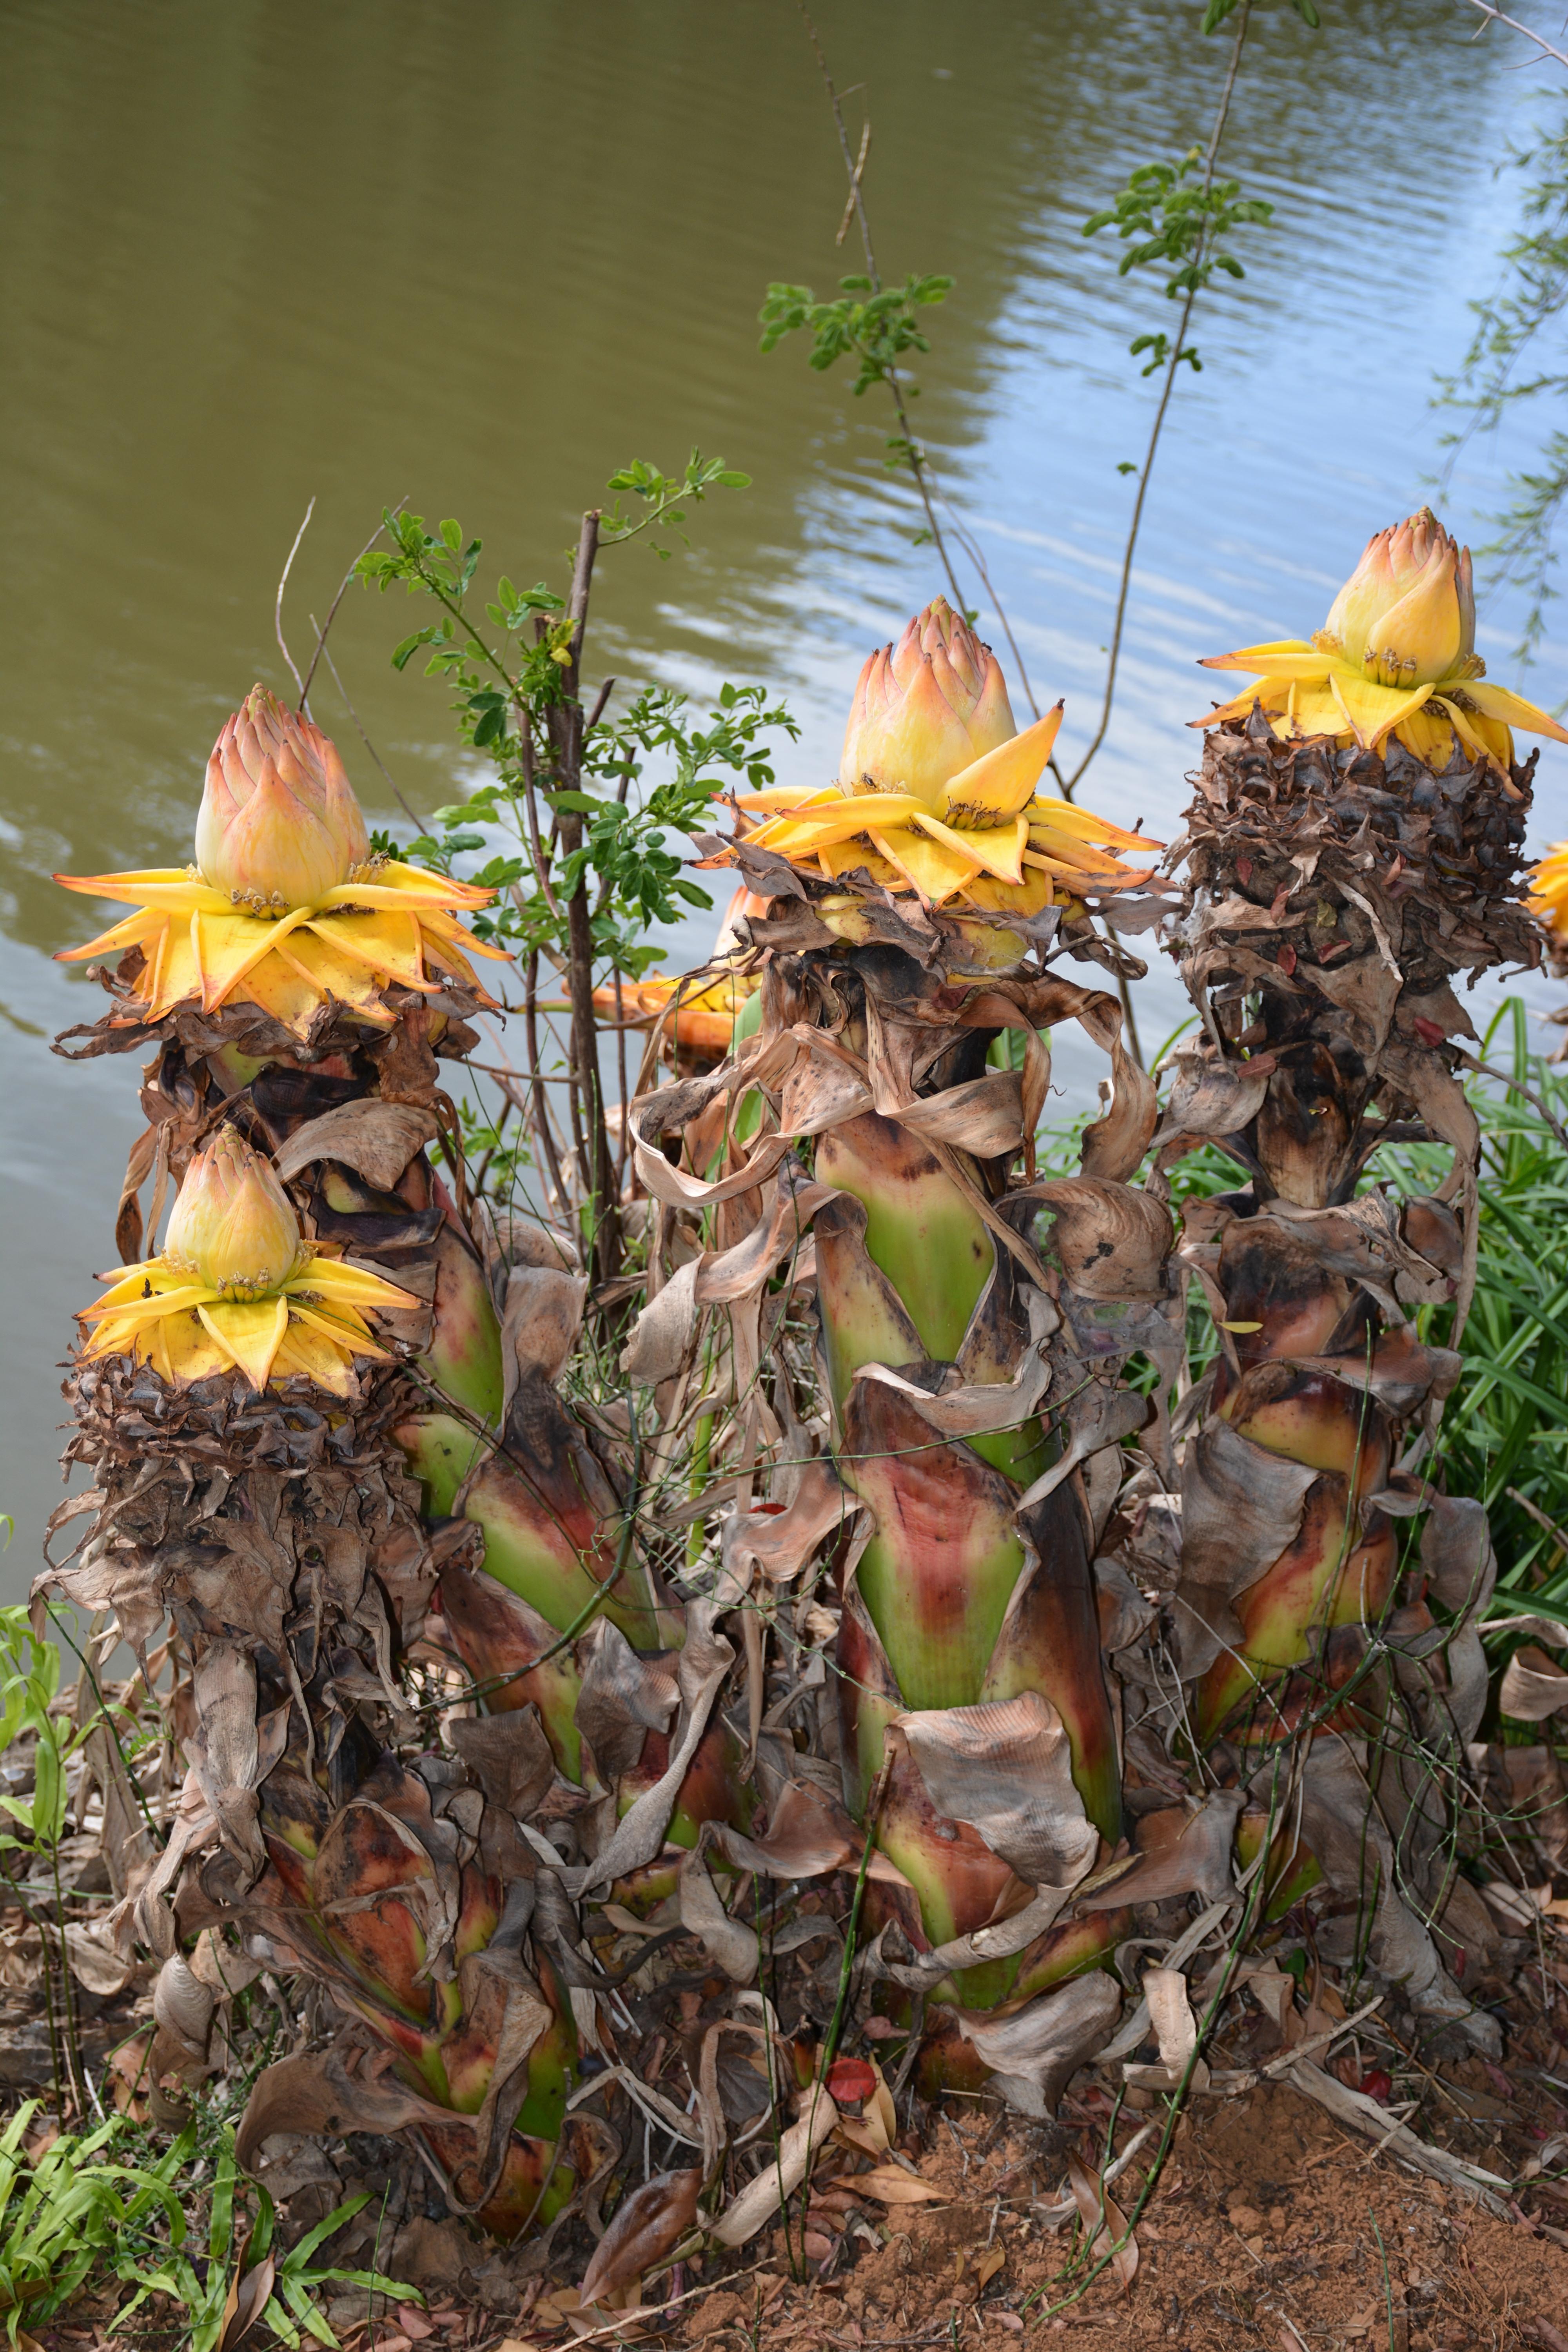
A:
[1164, 702, 1533, 2046]
[620, 599, 1174, 2109]
[42, 695, 596, 2235]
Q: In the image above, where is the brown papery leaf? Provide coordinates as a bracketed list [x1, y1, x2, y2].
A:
[215, 2229, 277, 2352]
[1171, 1418, 1318, 1676]
[445, 1702, 556, 1818]
[955, 1970, 1122, 2120]
[1076, 1789, 1243, 1912]
[577, 2167, 702, 2307]
[501, 1261, 588, 1409]
[1066, 2154, 1139, 2297]
[272, 1099, 437, 1191]
[708, 1777, 855, 1880]
[900, 1693, 1099, 1890]
[1025, 1177, 1174, 1301]
[826, 2167, 945, 2205]
[1500, 1644, 1568, 1722]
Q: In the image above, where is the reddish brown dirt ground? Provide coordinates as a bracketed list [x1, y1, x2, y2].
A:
[655, 2082, 1568, 2352]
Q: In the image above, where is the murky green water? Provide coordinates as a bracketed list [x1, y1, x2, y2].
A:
[2, 0, 1562, 1582]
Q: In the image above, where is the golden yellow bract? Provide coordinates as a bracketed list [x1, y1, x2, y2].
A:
[736, 706, 1156, 914]
[54, 859, 508, 1035]
[1192, 508, 1568, 770]
[726, 602, 1161, 928]
[1529, 842, 1568, 942]
[78, 1247, 416, 1394]
[54, 687, 509, 1035]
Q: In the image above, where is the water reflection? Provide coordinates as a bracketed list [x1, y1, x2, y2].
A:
[2, 0, 1561, 1576]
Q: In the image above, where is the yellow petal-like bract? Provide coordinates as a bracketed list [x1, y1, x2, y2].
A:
[1529, 841, 1568, 942]
[78, 1127, 415, 1394]
[1193, 508, 1568, 768]
[55, 687, 509, 1035]
[724, 600, 1158, 947]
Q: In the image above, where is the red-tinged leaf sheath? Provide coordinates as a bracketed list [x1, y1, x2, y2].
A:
[423, 2124, 575, 2241]
[1235, 1807, 1325, 1921]
[812, 1191, 923, 1425]
[434, 1558, 586, 1782]
[614, 1715, 757, 1847]
[872, 1739, 1025, 1988]
[434, 1951, 577, 2143]
[1171, 705, 1535, 1820]
[839, 1582, 1118, 2012]
[816, 1111, 993, 1366]
[459, 1383, 664, 1652]
[837, 1578, 906, 1821]
[1010, 1909, 1128, 2004]
[396, 1410, 487, 1518]
[982, 1481, 1121, 1845]
[421, 1222, 506, 1425]
[842, 1379, 1031, 1715]
[1195, 1361, 1397, 1745]
[1209, 1217, 1363, 1403]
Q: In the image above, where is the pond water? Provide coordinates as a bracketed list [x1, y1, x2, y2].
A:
[3, 0, 1563, 1586]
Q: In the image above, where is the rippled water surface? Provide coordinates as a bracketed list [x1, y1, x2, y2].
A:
[2, 0, 1563, 1582]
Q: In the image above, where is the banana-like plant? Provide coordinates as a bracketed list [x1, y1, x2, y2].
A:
[1161, 509, 1561, 2038]
[41, 692, 606, 2226]
[622, 598, 1176, 2107]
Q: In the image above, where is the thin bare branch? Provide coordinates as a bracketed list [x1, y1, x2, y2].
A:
[309, 627, 429, 835]
[1066, 2, 1252, 798]
[298, 501, 407, 711]
[274, 498, 316, 702]
[798, 7, 968, 619]
[1460, 0, 1568, 69]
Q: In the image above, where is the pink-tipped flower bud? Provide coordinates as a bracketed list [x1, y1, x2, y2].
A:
[195, 686, 370, 913]
[1319, 508, 1474, 686]
[838, 597, 1017, 807]
[163, 1127, 303, 1299]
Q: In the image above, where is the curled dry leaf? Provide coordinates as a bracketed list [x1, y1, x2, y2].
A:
[900, 1692, 1100, 1890]
[63, 1919, 137, 1998]
[500, 1261, 588, 1414]
[1152, 1042, 1275, 1146]
[1500, 1644, 1568, 1722]
[827, 2166, 945, 2205]
[272, 1099, 437, 1191]
[954, 1968, 1122, 2120]
[1172, 1418, 1318, 1676]
[1066, 2153, 1139, 2296]
[214, 2223, 278, 2352]
[1078, 1789, 1244, 1913]
[445, 1702, 557, 1818]
[709, 2083, 840, 2248]
[678, 1848, 757, 1985]
[577, 2166, 702, 2307]
[573, 1621, 679, 1783]
[235, 2035, 466, 2171]
[1125, 1964, 1209, 2094]
[708, 1778, 855, 1880]
[1027, 1178, 1174, 1302]
[621, 1257, 701, 1385]
[721, 1458, 855, 1584]
[153, 1953, 218, 2066]
[577, 1596, 736, 1896]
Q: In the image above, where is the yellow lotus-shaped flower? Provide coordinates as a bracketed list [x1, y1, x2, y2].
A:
[78, 1128, 415, 1394]
[732, 598, 1157, 918]
[1529, 841, 1568, 941]
[1193, 508, 1568, 769]
[55, 686, 509, 1036]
